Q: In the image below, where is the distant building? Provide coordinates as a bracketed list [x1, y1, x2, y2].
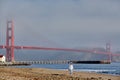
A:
[0, 55, 6, 62]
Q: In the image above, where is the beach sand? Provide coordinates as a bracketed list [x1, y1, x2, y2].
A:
[0, 67, 119, 80]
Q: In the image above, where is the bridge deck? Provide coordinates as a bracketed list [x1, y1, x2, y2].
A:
[0, 60, 111, 66]
[14, 60, 111, 65]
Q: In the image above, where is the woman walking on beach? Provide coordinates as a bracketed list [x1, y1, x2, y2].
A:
[68, 62, 74, 75]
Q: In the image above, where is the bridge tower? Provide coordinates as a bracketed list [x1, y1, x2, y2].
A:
[6, 20, 14, 62]
[106, 43, 112, 62]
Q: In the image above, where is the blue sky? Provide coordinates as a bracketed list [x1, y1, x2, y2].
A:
[0, 0, 120, 51]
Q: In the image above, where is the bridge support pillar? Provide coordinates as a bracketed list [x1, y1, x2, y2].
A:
[106, 43, 111, 62]
[6, 20, 14, 62]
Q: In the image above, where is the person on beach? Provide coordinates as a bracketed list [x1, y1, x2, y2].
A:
[68, 62, 74, 75]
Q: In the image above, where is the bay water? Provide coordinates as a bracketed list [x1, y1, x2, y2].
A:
[16, 62, 120, 75]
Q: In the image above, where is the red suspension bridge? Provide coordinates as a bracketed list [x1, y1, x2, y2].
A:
[0, 20, 120, 62]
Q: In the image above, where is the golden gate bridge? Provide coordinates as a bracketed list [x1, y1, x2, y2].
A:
[0, 20, 120, 64]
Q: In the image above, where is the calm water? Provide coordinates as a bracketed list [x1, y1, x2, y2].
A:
[16, 62, 120, 75]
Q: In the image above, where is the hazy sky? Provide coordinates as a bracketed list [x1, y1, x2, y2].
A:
[0, 0, 120, 51]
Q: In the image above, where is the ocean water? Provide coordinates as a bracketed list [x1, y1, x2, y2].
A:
[16, 62, 120, 75]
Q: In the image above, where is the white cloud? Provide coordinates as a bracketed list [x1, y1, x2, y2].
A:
[0, 0, 120, 49]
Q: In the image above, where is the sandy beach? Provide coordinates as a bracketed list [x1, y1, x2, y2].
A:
[0, 68, 119, 80]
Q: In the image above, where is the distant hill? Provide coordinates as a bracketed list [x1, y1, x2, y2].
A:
[0, 48, 120, 62]
[13, 48, 109, 61]
[112, 51, 120, 62]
